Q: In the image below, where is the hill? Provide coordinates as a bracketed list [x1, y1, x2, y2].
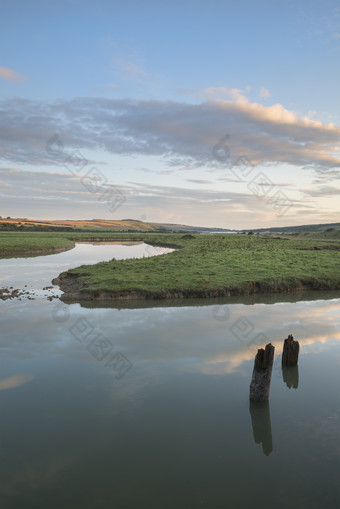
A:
[0, 217, 231, 233]
[248, 222, 340, 235]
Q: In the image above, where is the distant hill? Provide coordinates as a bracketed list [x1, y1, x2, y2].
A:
[0, 217, 232, 233]
[1, 217, 340, 235]
[246, 222, 340, 234]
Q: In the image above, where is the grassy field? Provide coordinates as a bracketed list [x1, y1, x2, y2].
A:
[0, 232, 76, 256]
[49, 230, 340, 300]
[2, 230, 340, 300]
[0, 231, 151, 257]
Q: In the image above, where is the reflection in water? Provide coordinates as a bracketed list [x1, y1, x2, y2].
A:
[282, 365, 299, 389]
[0, 373, 34, 390]
[249, 400, 273, 456]
[74, 289, 340, 310]
[0, 294, 340, 507]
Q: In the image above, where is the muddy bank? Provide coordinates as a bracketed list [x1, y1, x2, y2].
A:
[53, 271, 340, 303]
[0, 285, 59, 301]
[0, 287, 31, 300]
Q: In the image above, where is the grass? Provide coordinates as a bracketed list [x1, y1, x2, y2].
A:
[0, 232, 75, 256]
[2, 230, 340, 300]
[0, 231, 152, 257]
[53, 232, 340, 299]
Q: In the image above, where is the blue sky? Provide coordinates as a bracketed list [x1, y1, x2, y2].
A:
[1, 0, 340, 228]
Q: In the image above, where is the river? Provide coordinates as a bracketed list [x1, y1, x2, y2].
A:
[0, 243, 340, 508]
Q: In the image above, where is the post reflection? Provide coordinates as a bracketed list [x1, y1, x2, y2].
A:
[282, 364, 299, 389]
[249, 400, 273, 456]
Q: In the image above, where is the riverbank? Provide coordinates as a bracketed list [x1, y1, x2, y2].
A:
[0, 244, 76, 258]
[53, 273, 340, 301]
[0, 231, 184, 258]
[0, 233, 76, 257]
[2, 231, 340, 302]
[52, 233, 340, 301]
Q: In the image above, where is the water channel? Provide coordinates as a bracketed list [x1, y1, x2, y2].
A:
[0, 243, 340, 508]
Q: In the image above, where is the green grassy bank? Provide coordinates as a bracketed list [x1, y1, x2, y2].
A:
[0, 231, 152, 257]
[0, 232, 76, 257]
[2, 230, 340, 301]
[49, 232, 340, 301]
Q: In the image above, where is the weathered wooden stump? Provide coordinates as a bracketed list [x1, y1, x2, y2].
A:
[282, 334, 299, 366]
[249, 343, 275, 402]
[249, 400, 273, 456]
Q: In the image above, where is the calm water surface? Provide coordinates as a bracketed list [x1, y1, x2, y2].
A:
[0, 244, 340, 508]
[0, 242, 173, 297]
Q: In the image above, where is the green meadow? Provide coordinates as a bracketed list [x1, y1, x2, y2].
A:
[0, 231, 145, 257]
[0, 232, 75, 256]
[37, 230, 340, 300]
[1, 230, 340, 299]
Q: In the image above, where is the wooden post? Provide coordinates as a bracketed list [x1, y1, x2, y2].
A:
[282, 334, 299, 366]
[249, 343, 275, 402]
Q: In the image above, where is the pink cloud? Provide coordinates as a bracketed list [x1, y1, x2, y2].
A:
[0, 66, 27, 82]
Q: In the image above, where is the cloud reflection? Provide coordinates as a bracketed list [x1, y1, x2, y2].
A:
[1, 296, 340, 402]
[0, 374, 34, 391]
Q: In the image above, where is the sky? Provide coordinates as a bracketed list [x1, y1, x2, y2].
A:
[1, 0, 340, 229]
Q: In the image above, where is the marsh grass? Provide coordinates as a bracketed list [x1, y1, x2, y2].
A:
[0, 232, 75, 256]
[0, 231, 148, 257]
[2, 231, 340, 298]
[59, 232, 340, 297]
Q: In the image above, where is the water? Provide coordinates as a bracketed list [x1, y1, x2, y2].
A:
[0, 242, 173, 298]
[1, 244, 340, 508]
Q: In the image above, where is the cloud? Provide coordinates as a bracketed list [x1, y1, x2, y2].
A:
[259, 87, 271, 98]
[186, 179, 212, 184]
[112, 55, 147, 82]
[302, 185, 340, 197]
[0, 66, 27, 82]
[0, 95, 340, 174]
[179, 86, 251, 101]
[1, 167, 301, 226]
[109, 43, 163, 90]
[0, 167, 129, 219]
[305, 5, 340, 42]
[107, 83, 120, 91]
